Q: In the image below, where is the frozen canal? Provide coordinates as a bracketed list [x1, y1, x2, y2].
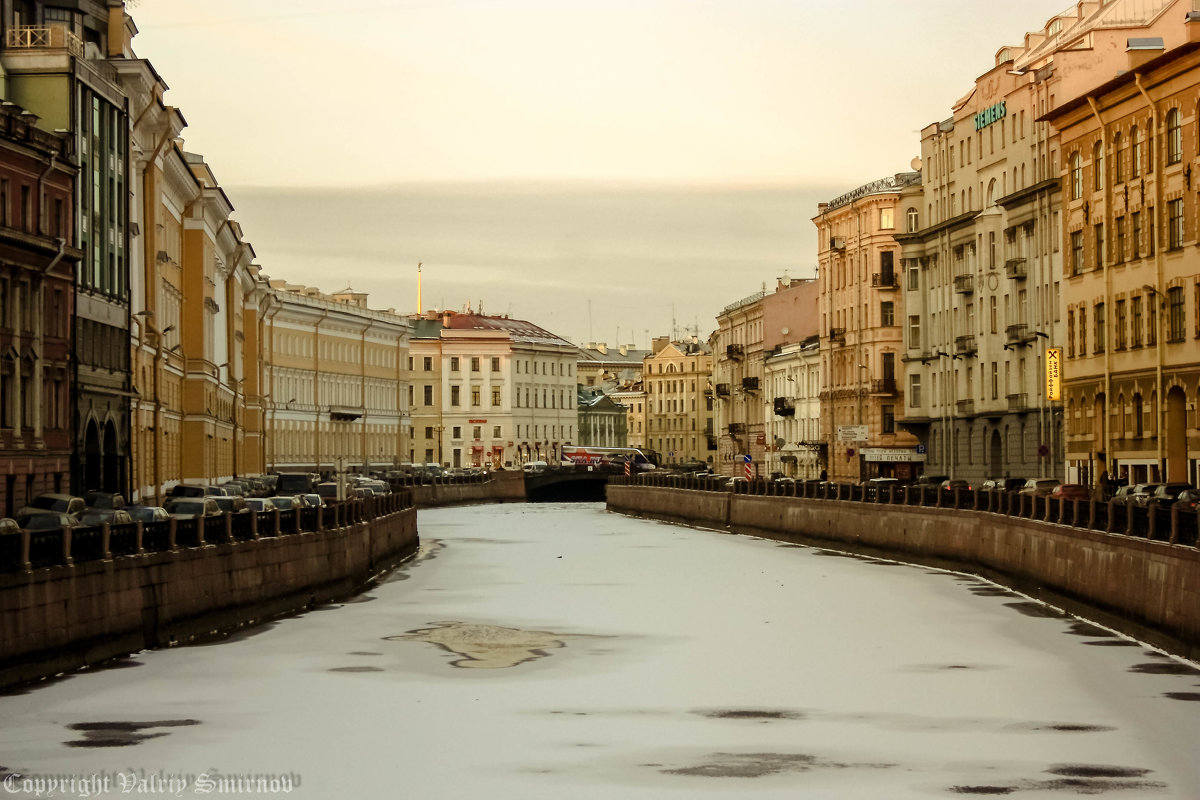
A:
[1, 503, 1199, 799]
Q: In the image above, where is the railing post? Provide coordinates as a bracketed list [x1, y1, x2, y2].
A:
[61, 526, 73, 567]
[1124, 501, 1135, 537]
[101, 522, 112, 559]
[1169, 505, 1179, 545]
[135, 520, 145, 554]
[316, 506, 324, 533]
[224, 512, 234, 543]
[1148, 504, 1158, 540]
[250, 509, 259, 539]
[19, 528, 30, 572]
[168, 517, 178, 550]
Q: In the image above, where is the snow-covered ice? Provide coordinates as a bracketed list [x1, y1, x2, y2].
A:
[1, 502, 1198, 799]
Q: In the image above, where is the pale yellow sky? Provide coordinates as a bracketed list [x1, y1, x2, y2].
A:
[130, 0, 1072, 189]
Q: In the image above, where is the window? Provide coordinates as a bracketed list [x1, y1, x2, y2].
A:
[450, 356, 460, 371]
[450, 386, 461, 406]
[1168, 199, 1184, 250]
[471, 357, 480, 372]
[881, 405, 895, 434]
[908, 315, 921, 350]
[424, 426, 433, 439]
[423, 356, 433, 371]
[1070, 151, 1082, 199]
[1115, 216, 1125, 263]
[1094, 302, 1105, 353]
[1115, 299, 1126, 350]
[906, 208, 919, 233]
[493, 425, 501, 438]
[991, 363, 998, 400]
[990, 296, 998, 334]
[1147, 294, 1158, 345]
[1113, 132, 1123, 183]
[1094, 223, 1104, 268]
[423, 385, 433, 405]
[1168, 286, 1185, 341]
[491, 387, 501, 406]
[1071, 231, 1084, 276]
[881, 301, 895, 327]
[1132, 296, 1143, 346]
[491, 357, 500, 371]
[1067, 310, 1076, 357]
[1167, 108, 1182, 165]
[471, 386, 481, 406]
[907, 264, 919, 290]
[1132, 211, 1141, 258]
[1078, 307, 1087, 355]
[1131, 127, 1141, 178]
[909, 374, 921, 408]
[452, 426, 462, 439]
[880, 208, 894, 229]
[473, 425, 482, 440]
[1093, 140, 1104, 191]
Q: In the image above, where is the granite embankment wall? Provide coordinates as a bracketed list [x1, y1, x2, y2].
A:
[409, 470, 526, 507]
[608, 485, 1200, 660]
[0, 507, 417, 691]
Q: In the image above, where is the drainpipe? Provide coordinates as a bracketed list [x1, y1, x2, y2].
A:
[35, 154, 56, 237]
[1086, 96, 1113, 485]
[1133, 73, 1166, 479]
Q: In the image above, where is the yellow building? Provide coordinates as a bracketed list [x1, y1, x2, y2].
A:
[1043, 0, 1200, 486]
[262, 283, 411, 477]
[712, 291, 766, 477]
[643, 336, 713, 467]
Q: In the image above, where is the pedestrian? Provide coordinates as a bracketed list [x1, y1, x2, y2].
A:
[1098, 468, 1110, 500]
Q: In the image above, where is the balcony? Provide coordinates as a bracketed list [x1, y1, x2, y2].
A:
[954, 334, 977, 356]
[953, 273, 975, 294]
[870, 378, 897, 395]
[871, 271, 898, 289]
[329, 406, 365, 422]
[956, 399, 975, 415]
[1004, 258, 1028, 280]
[725, 343, 744, 360]
[829, 327, 846, 345]
[5, 24, 84, 56]
[741, 376, 760, 392]
[715, 383, 731, 398]
[705, 434, 718, 450]
[773, 397, 796, 417]
[830, 236, 846, 251]
[728, 422, 746, 435]
[1007, 392, 1029, 412]
[1005, 323, 1032, 345]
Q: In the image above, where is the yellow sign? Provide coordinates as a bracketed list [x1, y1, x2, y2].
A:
[1046, 348, 1061, 401]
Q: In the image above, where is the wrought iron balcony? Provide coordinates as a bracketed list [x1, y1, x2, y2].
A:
[953, 273, 975, 294]
[1005, 323, 1032, 344]
[773, 397, 796, 416]
[829, 327, 846, 344]
[1005, 258, 1028, 280]
[830, 236, 846, 251]
[725, 343, 744, 360]
[871, 271, 898, 289]
[954, 334, 977, 355]
[728, 422, 746, 435]
[956, 399, 975, 415]
[741, 376, 760, 392]
[715, 383, 731, 397]
[870, 378, 897, 395]
[1007, 392, 1029, 411]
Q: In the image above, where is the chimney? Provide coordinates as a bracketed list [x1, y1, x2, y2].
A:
[442, 310, 452, 327]
[652, 336, 669, 354]
[619, 344, 628, 356]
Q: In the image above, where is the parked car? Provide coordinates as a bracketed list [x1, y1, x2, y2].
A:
[164, 498, 221, 519]
[168, 484, 208, 499]
[211, 496, 249, 514]
[1019, 478, 1061, 496]
[297, 493, 323, 508]
[1112, 484, 1140, 503]
[244, 497, 278, 513]
[315, 482, 340, 503]
[203, 486, 235, 497]
[1173, 488, 1200, 512]
[1129, 483, 1163, 507]
[82, 491, 125, 509]
[939, 479, 972, 492]
[980, 477, 1025, 492]
[77, 508, 134, 527]
[16, 511, 80, 531]
[913, 474, 949, 487]
[523, 461, 550, 475]
[1050, 483, 1092, 501]
[17, 493, 86, 517]
[1147, 483, 1195, 509]
[0, 517, 18, 534]
[269, 495, 300, 511]
[125, 504, 169, 524]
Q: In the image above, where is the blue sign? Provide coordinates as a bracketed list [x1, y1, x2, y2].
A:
[743, 455, 752, 463]
[916, 444, 927, 454]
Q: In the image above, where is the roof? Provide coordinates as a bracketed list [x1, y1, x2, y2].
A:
[411, 311, 573, 347]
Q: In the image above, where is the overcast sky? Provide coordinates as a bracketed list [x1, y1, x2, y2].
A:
[126, 0, 1072, 345]
[131, 0, 1070, 188]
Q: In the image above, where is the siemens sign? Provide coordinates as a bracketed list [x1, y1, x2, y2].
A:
[974, 101, 1006, 131]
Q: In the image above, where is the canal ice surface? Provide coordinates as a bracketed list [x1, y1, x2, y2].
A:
[1, 503, 1198, 799]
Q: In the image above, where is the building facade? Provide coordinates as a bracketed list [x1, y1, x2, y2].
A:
[815, 174, 922, 482]
[643, 336, 712, 467]
[712, 291, 766, 477]
[1044, 0, 1200, 486]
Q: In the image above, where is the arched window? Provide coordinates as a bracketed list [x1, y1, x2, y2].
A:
[1130, 126, 1141, 177]
[1113, 131, 1123, 182]
[1070, 152, 1082, 199]
[1133, 393, 1144, 437]
[1166, 108, 1182, 165]
[1093, 140, 1104, 190]
[906, 207, 919, 233]
[987, 178, 997, 206]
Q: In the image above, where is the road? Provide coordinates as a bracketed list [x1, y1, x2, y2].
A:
[0, 503, 1197, 799]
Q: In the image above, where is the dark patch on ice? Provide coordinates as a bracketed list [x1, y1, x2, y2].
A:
[1129, 662, 1200, 676]
[811, 550, 868, 560]
[863, 560, 905, 566]
[386, 621, 601, 669]
[347, 651, 382, 656]
[1003, 601, 1069, 619]
[949, 788, 1016, 795]
[659, 752, 894, 778]
[1083, 640, 1139, 647]
[64, 719, 200, 748]
[1005, 722, 1116, 733]
[382, 539, 444, 583]
[1047, 764, 1151, 778]
[699, 709, 805, 721]
[1037, 776, 1166, 792]
[970, 587, 1021, 597]
[902, 663, 1003, 673]
[340, 594, 376, 604]
[1065, 621, 1115, 637]
[1163, 692, 1200, 701]
[775, 544, 805, 548]
[327, 666, 384, 673]
[0, 672, 73, 696]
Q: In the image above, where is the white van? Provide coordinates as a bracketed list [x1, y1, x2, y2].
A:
[523, 461, 549, 475]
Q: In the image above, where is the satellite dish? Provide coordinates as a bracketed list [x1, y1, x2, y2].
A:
[910, 156, 923, 171]
[781, 327, 790, 336]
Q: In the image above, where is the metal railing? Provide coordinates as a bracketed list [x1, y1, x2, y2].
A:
[609, 474, 1200, 549]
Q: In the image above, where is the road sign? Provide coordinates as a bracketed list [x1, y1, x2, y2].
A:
[1046, 347, 1062, 401]
[916, 443, 926, 454]
[837, 425, 869, 442]
[743, 454, 752, 480]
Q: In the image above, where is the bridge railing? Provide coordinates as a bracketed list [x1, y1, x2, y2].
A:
[0, 490, 415, 574]
[609, 474, 1200, 551]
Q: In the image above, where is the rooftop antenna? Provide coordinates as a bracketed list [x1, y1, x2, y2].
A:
[416, 262, 422, 314]
[588, 300, 593, 343]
